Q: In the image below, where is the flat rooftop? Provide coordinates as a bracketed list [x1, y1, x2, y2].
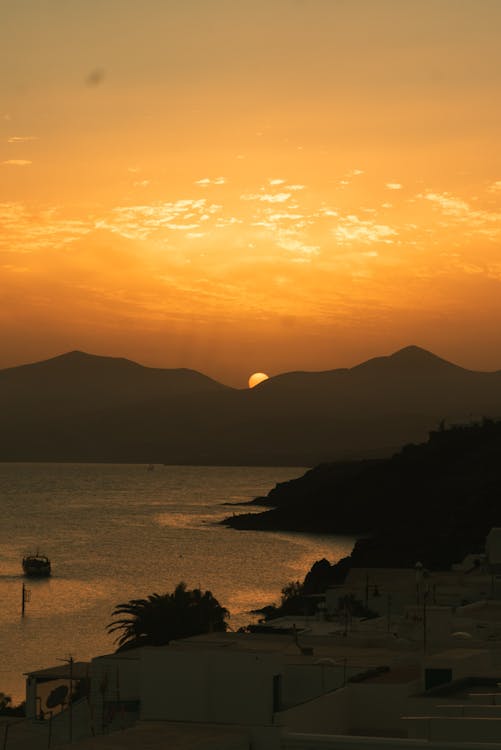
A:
[24, 662, 91, 681]
[166, 632, 419, 667]
[344, 568, 494, 592]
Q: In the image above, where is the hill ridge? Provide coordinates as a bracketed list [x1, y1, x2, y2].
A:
[1, 346, 501, 464]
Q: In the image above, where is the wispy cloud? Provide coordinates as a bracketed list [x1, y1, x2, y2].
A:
[278, 235, 320, 258]
[241, 192, 292, 203]
[333, 215, 397, 244]
[95, 199, 221, 240]
[215, 217, 243, 228]
[386, 183, 403, 190]
[195, 177, 226, 186]
[0, 202, 91, 252]
[7, 136, 38, 143]
[2, 159, 32, 166]
[421, 192, 501, 231]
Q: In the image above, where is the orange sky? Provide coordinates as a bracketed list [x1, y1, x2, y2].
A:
[2, 0, 501, 386]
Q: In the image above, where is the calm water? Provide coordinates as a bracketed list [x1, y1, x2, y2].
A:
[0, 463, 353, 703]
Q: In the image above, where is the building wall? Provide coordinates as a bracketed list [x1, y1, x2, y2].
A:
[278, 688, 349, 735]
[348, 681, 422, 736]
[486, 528, 501, 565]
[423, 649, 491, 683]
[282, 664, 349, 709]
[140, 648, 282, 725]
[90, 652, 141, 733]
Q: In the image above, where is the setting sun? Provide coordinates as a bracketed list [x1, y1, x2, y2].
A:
[248, 372, 269, 389]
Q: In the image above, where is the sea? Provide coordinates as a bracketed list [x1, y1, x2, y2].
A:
[0, 463, 354, 703]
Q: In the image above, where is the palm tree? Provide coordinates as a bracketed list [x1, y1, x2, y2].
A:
[107, 582, 229, 651]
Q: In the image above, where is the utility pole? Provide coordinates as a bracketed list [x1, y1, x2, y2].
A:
[3, 721, 10, 750]
[69, 655, 73, 744]
[423, 588, 429, 654]
[21, 582, 31, 617]
[58, 655, 74, 743]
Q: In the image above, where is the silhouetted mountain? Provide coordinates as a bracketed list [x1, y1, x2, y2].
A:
[0, 350, 227, 404]
[223, 419, 501, 570]
[1, 347, 501, 464]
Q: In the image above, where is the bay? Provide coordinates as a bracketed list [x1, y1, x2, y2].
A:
[0, 463, 353, 703]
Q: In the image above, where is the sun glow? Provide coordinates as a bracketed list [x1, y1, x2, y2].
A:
[3, 1, 501, 383]
[248, 372, 269, 389]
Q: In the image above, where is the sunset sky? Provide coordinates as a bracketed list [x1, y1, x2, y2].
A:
[2, 0, 501, 386]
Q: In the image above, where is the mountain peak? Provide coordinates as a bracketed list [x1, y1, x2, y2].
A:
[390, 345, 448, 363]
[353, 345, 460, 374]
[28, 350, 143, 371]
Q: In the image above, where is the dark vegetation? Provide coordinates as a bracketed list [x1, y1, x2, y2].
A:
[107, 582, 229, 651]
[223, 419, 501, 575]
[0, 692, 25, 717]
[250, 574, 377, 625]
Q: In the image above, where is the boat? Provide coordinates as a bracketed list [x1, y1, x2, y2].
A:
[22, 553, 51, 577]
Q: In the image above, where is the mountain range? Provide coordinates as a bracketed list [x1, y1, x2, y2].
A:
[1, 346, 501, 464]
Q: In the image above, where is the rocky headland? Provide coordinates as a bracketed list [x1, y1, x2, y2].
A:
[223, 419, 501, 578]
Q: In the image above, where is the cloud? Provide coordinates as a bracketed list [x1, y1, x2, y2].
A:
[7, 136, 38, 143]
[0, 202, 91, 253]
[133, 180, 150, 188]
[421, 192, 471, 216]
[95, 199, 220, 240]
[386, 183, 403, 190]
[266, 212, 305, 222]
[2, 159, 32, 166]
[195, 177, 226, 186]
[241, 192, 292, 203]
[165, 223, 200, 231]
[269, 178, 286, 186]
[420, 191, 501, 239]
[333, 215, 397, 244]
[278, 236, 320, 258]
[316, 207, 338, 218]
[215, 217, 242, 228]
